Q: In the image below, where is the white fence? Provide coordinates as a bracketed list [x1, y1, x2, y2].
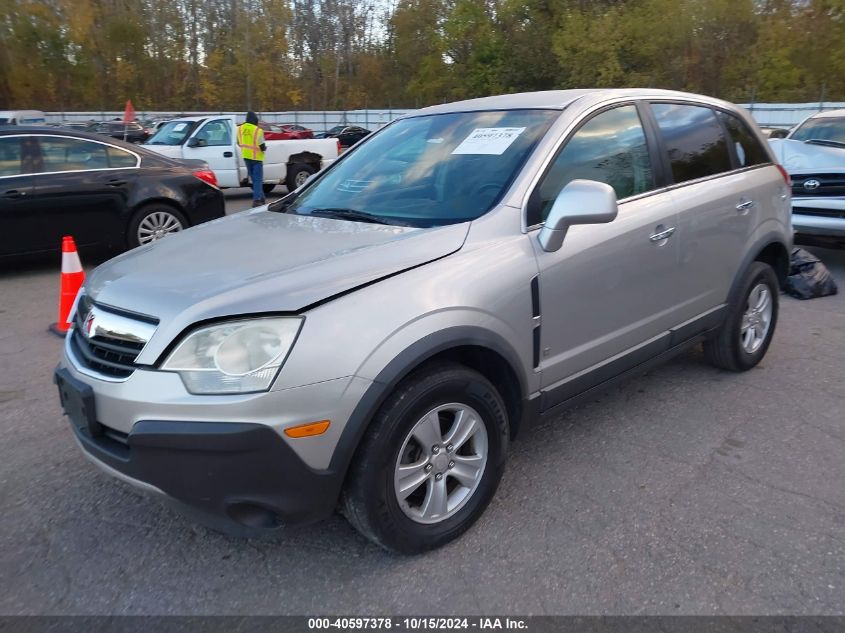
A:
[739, 102, 845, 128]
[45, 101, 845, 131]
[44, 109, 414, 132]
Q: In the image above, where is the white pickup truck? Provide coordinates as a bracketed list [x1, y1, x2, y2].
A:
[143, 115, 340, 194]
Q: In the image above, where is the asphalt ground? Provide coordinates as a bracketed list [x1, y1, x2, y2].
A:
[0, 195, 843, 615]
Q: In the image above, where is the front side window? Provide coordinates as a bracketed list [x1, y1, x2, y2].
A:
[529, 105, 654, 225]
[195, 120, 232, 147]
[285, 109, 559, 227]
[789, 116, 845, 146]
[717, 111, 769, 167]
[651, 103, 732, 183]
[38, 137, 111, 171]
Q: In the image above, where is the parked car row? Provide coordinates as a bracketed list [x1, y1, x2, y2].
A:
[260, 122, 314, 140]
[315, 124, 371, 148]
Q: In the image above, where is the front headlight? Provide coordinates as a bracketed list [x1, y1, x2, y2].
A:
[161, 317, 303, 394]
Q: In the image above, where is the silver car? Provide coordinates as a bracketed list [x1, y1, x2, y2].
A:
[56, 89, 792, 553]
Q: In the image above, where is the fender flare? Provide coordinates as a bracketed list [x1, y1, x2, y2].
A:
[727, 231, 791, 303]
[326, 326, 527, 478]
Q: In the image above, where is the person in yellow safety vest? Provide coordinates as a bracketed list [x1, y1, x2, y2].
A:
[238, 111, 267, 207]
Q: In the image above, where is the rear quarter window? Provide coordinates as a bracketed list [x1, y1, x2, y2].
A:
[718, 111, 770, 167]
[107, 146, 138, 168]
[651, 103, 732, 184]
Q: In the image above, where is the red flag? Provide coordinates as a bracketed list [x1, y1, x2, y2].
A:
[123, 99, 136, 123]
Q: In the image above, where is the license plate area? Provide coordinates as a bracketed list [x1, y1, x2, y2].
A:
[55, 367, 102, 437]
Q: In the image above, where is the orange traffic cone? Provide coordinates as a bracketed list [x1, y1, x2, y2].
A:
[49, 236, 85, 337]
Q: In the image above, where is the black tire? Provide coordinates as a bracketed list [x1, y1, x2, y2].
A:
[341, 362, 509, 554]
[285, 163, 317, 191]
[126, 203, 188, 250]
[704, 261, 779, 371]
[262, 183, 276, 195]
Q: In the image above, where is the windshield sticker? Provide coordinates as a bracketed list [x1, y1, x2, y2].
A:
[337, 179, 372, 193]
[427, 138, 444, 144]
[172, 123, 187, 131]
[451, 127, 526, 155]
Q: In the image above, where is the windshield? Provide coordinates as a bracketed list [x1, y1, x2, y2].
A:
[286, 109, 559, 227]
[146, 120, 201, 145]
[790, 116, 845, 144]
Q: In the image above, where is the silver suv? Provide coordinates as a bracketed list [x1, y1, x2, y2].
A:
[56, 90, 792, 553]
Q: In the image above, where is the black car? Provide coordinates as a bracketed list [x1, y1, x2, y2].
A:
[85, 121, 149, 144]
[316, 125, 371, 148]
[0, 128, 225, 257]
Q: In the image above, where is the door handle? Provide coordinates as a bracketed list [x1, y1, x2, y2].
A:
[649, 226, 676, 242]
[223, 151, 233, 157]
[736, 199, 756, 212]
[2, 189, 25, 199]
[105, 179, 127, 187]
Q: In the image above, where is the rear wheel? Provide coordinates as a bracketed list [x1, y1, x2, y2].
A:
[127, 204, 187, 249]
[341, 363, 509, 553]
[704, 261, 779, 371]
[285, 163, 317, 191]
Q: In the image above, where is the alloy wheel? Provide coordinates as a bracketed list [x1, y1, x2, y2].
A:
[740, 283, 773, 354]
[137, 210, 183, 245]
[393, 403, 488, 525]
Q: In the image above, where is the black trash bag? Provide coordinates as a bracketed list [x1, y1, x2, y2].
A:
[785, 248, 838, 300]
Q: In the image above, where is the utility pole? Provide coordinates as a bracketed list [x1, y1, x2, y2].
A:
[245, 0, 252, 111]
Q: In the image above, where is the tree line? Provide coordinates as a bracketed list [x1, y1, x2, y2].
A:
[1, 0, 843, 113]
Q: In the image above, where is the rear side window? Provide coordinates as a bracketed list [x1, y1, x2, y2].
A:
[38, 137, 111, 172]
[651, 103, 732, 183]
[530, 104, 654, 224]
[717, 111, 770, 167]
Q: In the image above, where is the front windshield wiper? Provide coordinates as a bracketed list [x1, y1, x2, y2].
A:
[804, 138, 845, 149]
[303, 208, 411, 226]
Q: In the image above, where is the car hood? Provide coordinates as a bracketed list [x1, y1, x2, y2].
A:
[768, 138, 845, 171]
[143, 145, 184, 159]
[85, 210, 469, 361]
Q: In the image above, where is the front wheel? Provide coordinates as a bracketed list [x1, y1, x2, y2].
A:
[704, 261, 779, 371]
[341, 363, 509, 553]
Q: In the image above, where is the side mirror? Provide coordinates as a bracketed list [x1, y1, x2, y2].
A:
[769, 129, 788, 139]
[186, 137, 204, 148]
[538, 180, 618, 252]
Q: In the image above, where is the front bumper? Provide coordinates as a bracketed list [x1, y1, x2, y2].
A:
[58, 336, 372, 529]
[66, 403, 340, 528]
[792, 198, 845, 238]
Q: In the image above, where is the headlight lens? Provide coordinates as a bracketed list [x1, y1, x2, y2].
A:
[161, 317, 303, 394]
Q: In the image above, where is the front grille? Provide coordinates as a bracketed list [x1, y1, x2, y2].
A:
[69, 297, 153, 379]
[791, 173, 845, 198]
